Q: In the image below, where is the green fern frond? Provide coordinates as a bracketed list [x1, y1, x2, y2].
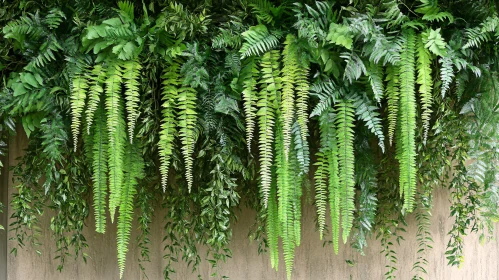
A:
[292, 121, 309, 175]
[241, 57, 259, 152]
[439, 55, 454, 98]
[295, 54, 310, 143]
[105, 62, 125, 222]
[70, 71, 89, 152]
[335, 100, 355, 243]
[366, 62, 384, 103]
[92, 107, 108, 234]
[258, 50, 280, 207]
[341, 52, 367, 84]
[422, 28, 447, 57]
[159, 62, 180, 191]
[351, 92, 385, 152]
[314, 151, 328, 240]
[386, 65, 399, 146]
[117, 140, 144, 278]
[267, 172, 279, 270]
[240, 25, 282, 59]
[123, 60, 142, 143]
[398, 29, 417, 213]
[86, 64, 106, 134]
[281, 34, 298, 158]
[463, 16, 499, 49]
[327, 128, 340, 254]
[309, 79, 340, 118]
[177, 84, 197, 192]
[416, 34, 433, 143]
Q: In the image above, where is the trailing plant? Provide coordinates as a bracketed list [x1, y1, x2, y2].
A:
[1, 1, 499, 280]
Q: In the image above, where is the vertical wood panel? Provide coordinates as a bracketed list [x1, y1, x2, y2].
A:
[5, 129, 499, 280]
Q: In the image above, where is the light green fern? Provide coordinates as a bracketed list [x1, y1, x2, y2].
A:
[335, 100, 355, 243]
[258, 50, 280, 206]
[158, 62, 180, 191]
[70, 71, 89, 151]
[105, 62, 125, 222]
[416, 33, 433, 143]
[117, 140, 144, 278]
[281, 34, 298, 158]
[241, 57, 259, 151]
[398, 29, 417, 213]
[92, 106, 108, 234]
[86, 64, 106, 134]
[386, 65, 399, 146]
[122, 59, 142, 143]
[177, 84, 197, 192]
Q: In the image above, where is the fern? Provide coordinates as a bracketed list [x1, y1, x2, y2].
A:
[117, 140, 144, 278]
[122, 59, 142, 143]
[398, 29, 417, 213]
[341, 51, 367, 84]
[241, 57, 259, 151]
[416, 34, 433, 143]
[105, 62, 125, 222]
[366, 61, 384, 103]
[314, 151, 328, 239]
[267, 174, 279, 270]
[292, 121, 309, 175]
[327, 126, 341, 254]
[351, 92, 385, 153]
[70, 71, 89, 151]
[335, 100, 356, 243]
[440, 54, 454, 98]
[240, 25, 282, 59]
[295, 52, 310, 143]
[92, 107, 108, 234]
[463, 16, 499, 49]
[86, 64, 106, 134]
[386, 65, 400, 146]
[177, 85, 197, 193]
[309, 79, 341, 118]
[258, 50, 280, 206]
[281, 34, 298, 157]
[158, 62, 180, 191]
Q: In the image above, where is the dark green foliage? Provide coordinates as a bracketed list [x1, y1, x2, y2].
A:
[1, 1, 499, 280]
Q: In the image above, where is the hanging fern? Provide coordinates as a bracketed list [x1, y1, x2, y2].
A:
[105, 62, 125, 222]
[416, 33, 433, 143]
[295, 52, 310, 143]
[177, 84, 197, 192]
[158, 62, 180, 191]
[92, 107, 108, 234]
[314, 151, 328, 239]
[281, 34, 298, 158]
[335, 100, 356, 243]
[258, 50, 280, 207]
[351, 92, 385, 152]
[327, 131, 340, 254]
[366, 61, 384, 103]
[267, 175, 279, 270]
[70, 71, 88, 151]
[397, 29, 417, 213]
[440, 55, 454, 98]
[86, 64, 106, 134]
[117, 140, 144, 278]
[241, 57, 259, 151]
[122, 59, 142, 143]
[386, 65, 400, 146]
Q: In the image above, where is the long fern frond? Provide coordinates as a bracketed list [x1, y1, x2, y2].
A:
[105, 62, 125, 222]
[92, 106, 108, 234]
[241, 57, 259, 151]
[258, 50, 280, 207]
[398, 29, 417, 213]
[86, 64, 106, 134]
[386, 65, 399, 146]
[177, 84, 197, 192]
[159, 62, 180, 191]
[70, 71, 89, 151]
[416, 33, 433, 143]
[281, 34, 298, 158]
[117, 140, 144, 278]
[123, 59, 142, 143]
[335, 100, 355, 243]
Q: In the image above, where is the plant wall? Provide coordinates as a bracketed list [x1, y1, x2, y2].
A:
[1, 0, 499, 279]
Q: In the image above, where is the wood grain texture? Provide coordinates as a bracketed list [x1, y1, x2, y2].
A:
[5, 129, 499, 280]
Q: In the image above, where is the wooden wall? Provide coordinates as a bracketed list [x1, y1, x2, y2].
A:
[2, 129, 499, 280]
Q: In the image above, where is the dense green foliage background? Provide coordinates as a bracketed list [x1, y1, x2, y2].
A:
[1, 0, 499, 279]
